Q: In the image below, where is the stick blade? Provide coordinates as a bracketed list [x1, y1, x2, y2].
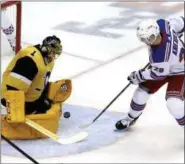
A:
[79, 122, 92, 129]
[58, 131, 88, 145]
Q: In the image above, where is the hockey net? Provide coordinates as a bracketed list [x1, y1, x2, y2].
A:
[1, 1, 22, 55]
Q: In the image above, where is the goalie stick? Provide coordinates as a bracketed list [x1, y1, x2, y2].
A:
[25, 118, 88, 145]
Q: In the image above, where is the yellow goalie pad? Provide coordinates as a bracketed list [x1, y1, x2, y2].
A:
[47, 79, 72, 103]
[4, 91, 25, 123]
[1, 103, 62, 139]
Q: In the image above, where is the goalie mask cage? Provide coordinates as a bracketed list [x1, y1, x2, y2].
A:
[1, 1, 22, 53]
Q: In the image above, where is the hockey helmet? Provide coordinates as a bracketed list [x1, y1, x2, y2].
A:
[42, 35, 62, 61]
[136, 19, 160, 45]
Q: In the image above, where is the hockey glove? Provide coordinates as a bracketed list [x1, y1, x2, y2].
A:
[127, 70, 145, 85]
[47, 79, 72, 103]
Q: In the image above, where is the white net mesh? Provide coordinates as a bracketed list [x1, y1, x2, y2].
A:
[1, 1, 21, 56]
[1, 1, 21, 74]
[1, 10, 15, 55]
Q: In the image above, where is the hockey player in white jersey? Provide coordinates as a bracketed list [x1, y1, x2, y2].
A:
[116, 16, 185, 130]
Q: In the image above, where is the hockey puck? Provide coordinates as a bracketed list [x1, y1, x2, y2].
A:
[63, 111, 70, 118]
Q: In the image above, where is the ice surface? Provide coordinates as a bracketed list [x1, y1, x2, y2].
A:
[1, 2, 184, 163]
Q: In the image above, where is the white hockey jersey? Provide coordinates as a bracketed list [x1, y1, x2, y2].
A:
[141, 16, 184, 81]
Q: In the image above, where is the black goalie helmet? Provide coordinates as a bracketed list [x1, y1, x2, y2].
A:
[42, 35, 62, 56]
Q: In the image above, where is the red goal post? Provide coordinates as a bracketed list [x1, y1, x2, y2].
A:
[1, 1, 22, 53]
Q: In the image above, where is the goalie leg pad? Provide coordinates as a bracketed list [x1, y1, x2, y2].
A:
[4, 91, 25, 123]
[48, 79, 72, 103]
[1, 103, 62, 139]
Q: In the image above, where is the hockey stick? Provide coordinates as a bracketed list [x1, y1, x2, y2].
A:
[80, 63, 150, 129]
[25, 118, 88, 145]
[1, 135, 39, 164]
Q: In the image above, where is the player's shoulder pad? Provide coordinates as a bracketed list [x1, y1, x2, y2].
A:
[157, 19, 170, 34]
[179, 16, 185, 33]
[18, 45, 40, 58]
[20, 45, 45, 64]
[24, 46, 41, 58]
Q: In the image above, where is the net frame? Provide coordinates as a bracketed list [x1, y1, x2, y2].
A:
[1, 1, 22, 53]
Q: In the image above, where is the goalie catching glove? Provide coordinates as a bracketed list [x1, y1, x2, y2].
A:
[47, 79, 72, 103]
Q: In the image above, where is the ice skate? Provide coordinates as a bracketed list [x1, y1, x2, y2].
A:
[115, 114, 139, 130]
